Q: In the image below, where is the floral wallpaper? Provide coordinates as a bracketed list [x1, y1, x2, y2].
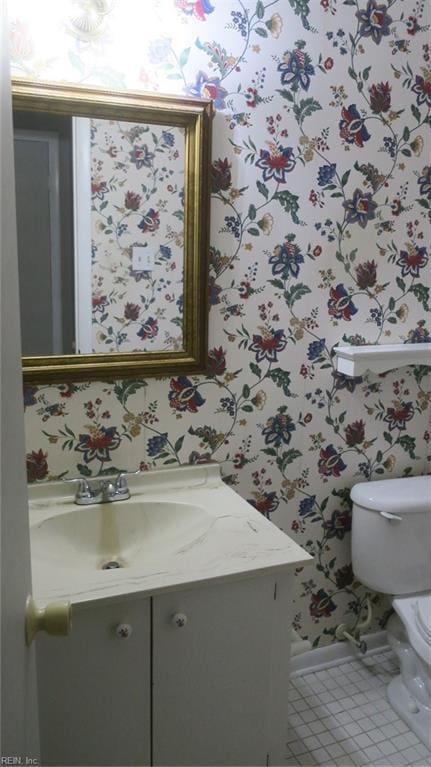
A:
[12, 0, 431, 647]
[90, 118, 184, 353]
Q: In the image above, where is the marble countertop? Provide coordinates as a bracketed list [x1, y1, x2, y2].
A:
[28, 463, 312, 609]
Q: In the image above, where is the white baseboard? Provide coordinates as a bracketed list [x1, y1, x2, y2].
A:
[290, 630, 390, 677]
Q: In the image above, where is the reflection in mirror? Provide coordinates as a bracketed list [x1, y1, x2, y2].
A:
[12, 80, 212, 383]
[14, 112, 185, 357]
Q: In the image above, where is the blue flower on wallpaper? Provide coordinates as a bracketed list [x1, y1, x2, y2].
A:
[249, 328, 287, 363]
[299, 496, 316, 518]
[129, 144, 154, 169]
[175, 0, 214, 22]
[411, 75, 431, 108]
[187, 71, 227, 109]
[75, 426, 121, 463]
[356, 1, 393, 44]
[262, 412, 296, 448]
[147, 38, 172, 64]
[407, 321, 431, 343]
[255, 146, 296, 183]
[169, 376, 206, 413]
[396, 245, 428, 277]
[339, 105, 370, 148]
[161, 130, 176, 147]
[317, 164, 337, 187]
[269, 239, 304, 279]
[418, 166, 431, 199]
[147, 433, 168, 456]
[328, 284, 358, 321]
[307, 339, 326, 361]
[278, 48, 315, 91]
[343, 188, 377, 228]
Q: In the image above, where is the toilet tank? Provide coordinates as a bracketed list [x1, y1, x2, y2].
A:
[351, 476, 431, 596]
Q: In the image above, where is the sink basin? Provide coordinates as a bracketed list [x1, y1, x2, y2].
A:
[31, 500, 211, 572]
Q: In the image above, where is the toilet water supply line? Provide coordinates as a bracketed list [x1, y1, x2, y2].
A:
[335, 596, 372, 654]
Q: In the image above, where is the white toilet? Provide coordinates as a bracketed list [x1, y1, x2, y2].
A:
[351, 475, 431, 748]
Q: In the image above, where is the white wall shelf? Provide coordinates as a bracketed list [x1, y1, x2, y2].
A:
[334, 343, 431, 378]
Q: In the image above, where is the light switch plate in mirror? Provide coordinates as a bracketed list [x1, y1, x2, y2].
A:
[12, 78, 212, 383]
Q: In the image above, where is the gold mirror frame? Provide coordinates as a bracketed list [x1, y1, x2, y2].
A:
[12, 78, 212, 383]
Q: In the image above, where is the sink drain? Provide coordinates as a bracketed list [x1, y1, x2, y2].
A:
[101, 560, 123, 570]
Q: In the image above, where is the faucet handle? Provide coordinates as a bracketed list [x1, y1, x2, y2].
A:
[63, 477, 95, 502]
[114, 469, 141, 492]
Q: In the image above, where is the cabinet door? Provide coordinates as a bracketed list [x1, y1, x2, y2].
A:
[153, 573, 293, 767]
[36, 597, 151, 766]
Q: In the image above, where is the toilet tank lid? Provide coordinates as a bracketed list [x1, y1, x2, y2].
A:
[351, 475, 431, 514]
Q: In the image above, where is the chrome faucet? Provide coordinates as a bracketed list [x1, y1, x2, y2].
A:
[65, 470, 140, 505]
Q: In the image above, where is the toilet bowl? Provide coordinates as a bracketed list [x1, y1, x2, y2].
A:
[351, 475, 431, 748]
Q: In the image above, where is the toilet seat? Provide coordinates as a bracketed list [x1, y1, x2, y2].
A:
[393, 594, 431, 667]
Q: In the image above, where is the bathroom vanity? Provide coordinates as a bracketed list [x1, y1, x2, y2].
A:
[29, 464, 311, 766]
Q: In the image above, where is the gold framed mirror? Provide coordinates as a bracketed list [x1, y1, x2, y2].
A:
[12, 78, 212, 383]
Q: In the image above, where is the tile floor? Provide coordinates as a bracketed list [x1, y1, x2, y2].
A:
[286, 650, 431, 767]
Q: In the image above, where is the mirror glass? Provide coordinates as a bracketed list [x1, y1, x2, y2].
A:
[12, 80, 212, 383]
[14, 111, 185, 356]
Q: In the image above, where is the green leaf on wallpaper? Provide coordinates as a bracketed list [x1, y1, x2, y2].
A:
[255, 27, 268, 37]
[362, 66, 371, 81]
[174, 436, 185, 453]
[293, 98, 322, 125]
[348, 66, 357, 80]
[388, 297, 396, 311]
[179, 48, 191, 68]
[411, 283, 430, 310]
[274, 190, 300, 223]
[256, 180, 269, 199]
[249, 362, 261, 378]
[91, 67, 126, 88]
[411, 104, 421, 122]
[383, 431, 393, 444]
[113, 380, 147, 406]
[242, 384, 251, 399]
[256, 0, 265, 19]
[267, 368, 292, 396]
[341, 170, 351, 187]
[277, 449, 302, 471]
[284, 283, 311, 307]
[401, 148, 411, 157]
[396, 277, 406, 291]
[68, 50, 85, 74]
[288, 0, 311, 29]
[248, 204, 257, 220]
[403, 126, 410, 141]
[77, 464, 92, 477]
[241, 405, 253, 412]
[270, 279, 285, 290]
[276, 88, 294, 103]
[398, 435, 416, 459]
[247, 227, 260, 236]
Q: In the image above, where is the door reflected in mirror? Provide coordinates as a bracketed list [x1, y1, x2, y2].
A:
[14, 112, 185, 357]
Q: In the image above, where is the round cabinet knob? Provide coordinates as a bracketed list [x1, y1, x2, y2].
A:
[171, 612, 188, 628]
[115, 623, 133, 639]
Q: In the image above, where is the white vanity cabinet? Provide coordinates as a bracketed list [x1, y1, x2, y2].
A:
[36, 571, 294, 767]
[36, 598, 152, 766]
